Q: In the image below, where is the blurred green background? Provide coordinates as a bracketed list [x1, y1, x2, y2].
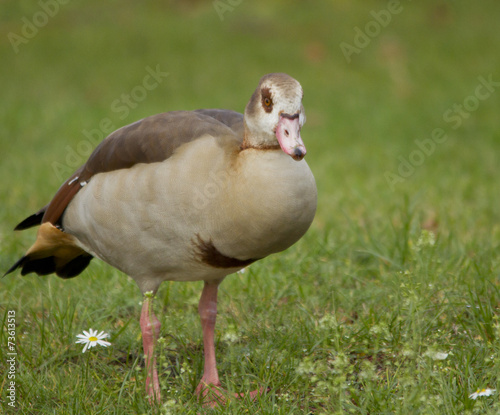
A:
[1, 1, 500, 414]
[1, 0, 499, 231]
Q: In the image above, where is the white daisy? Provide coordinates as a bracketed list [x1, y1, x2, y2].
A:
[469, 388, 496, 400]
[424, 350, 449, 361]
[75, 328, 111, 353]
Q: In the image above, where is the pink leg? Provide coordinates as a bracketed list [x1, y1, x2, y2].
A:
[195, 281, 264, 407]
[140, 296, 161, 403]
[195, 281, 221, 392]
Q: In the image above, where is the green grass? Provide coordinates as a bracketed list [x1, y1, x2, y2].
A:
[1, 1, 500, 413]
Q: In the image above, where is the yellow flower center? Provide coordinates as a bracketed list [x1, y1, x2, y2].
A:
[89, 336, 98, 341]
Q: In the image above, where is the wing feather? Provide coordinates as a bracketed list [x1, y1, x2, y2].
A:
[28, 110, 243, 227]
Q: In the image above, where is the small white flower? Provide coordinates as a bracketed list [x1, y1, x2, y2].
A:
[222, 331, 240, 344]
[469, 388, 496, 400]
[75, 328, 111, 353]
[433, 352, 449, 360]
[424, 350, 449, 360]
[318, 314, 338, 330]
[415, 229, 436, 250]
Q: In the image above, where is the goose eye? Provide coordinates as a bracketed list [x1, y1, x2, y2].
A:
[260, 87, 273, 113]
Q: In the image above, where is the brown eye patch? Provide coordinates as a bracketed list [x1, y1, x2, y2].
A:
[261, 87, 273, 113]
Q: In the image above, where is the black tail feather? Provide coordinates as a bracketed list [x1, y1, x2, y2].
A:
[4, 254, 93, 279]
[57, 255, 93, 278]
[4, 256, 27, 276]
[14, 207, 47, 231]
[21, 257, 57, 276]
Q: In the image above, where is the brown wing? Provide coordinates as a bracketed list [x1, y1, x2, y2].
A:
[193, 109, 245, 137]
[16, 110, 244, 229]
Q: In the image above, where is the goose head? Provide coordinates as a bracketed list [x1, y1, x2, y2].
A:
[244, 73, 306, 161]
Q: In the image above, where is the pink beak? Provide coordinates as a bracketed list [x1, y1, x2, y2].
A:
[275, 114, 306, 161]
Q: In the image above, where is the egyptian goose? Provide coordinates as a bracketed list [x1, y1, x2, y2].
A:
[6, 73, 317, 406]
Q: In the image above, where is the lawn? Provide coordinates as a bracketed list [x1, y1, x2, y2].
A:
[1, 1, 500, 413]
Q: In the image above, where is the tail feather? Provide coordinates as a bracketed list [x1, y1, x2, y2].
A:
[6, 256, 56, 276]
[4, 256, 28, 276]
[58, 254, 93, 278]
[5, 223, 93, 279]
[14, 206, 47, 230]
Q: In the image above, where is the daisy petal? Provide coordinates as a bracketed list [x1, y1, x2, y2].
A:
[76, 334, 90, 340]
[469, 388, 496, 399]
[76, 328, 112, 353]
